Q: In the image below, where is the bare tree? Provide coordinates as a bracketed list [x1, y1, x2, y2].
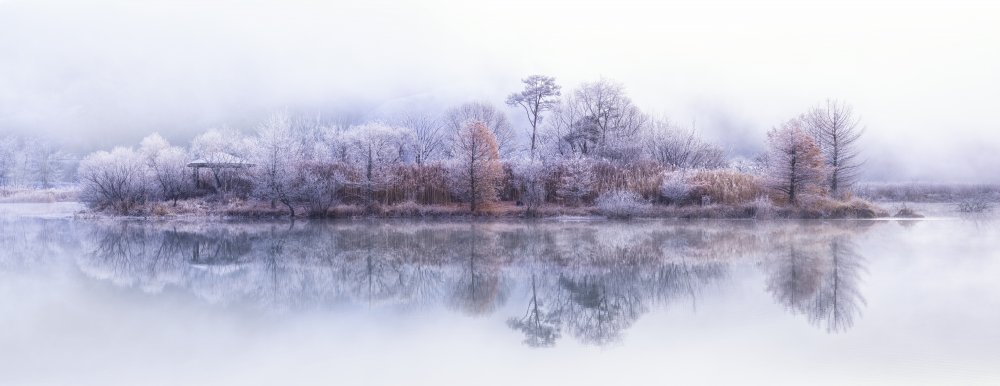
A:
[396, 113, 446, 165]
[26, 139, 64, 188]
[537, 102, 579, 158]
[765, 118, 827, 204]
[445, 102, 516, 158]
[450, 121, 503, 212]
[806, 99, 864, 198]
[643, 118, 726, 169]
[289, 113, 328, 161]
[297, 161, 345, 216]
[249, 113, 304, 216]
[559, 79, 647, 160]
[510, 157, 547, 215]
[139, 134, 192, 205]
[506, 75, 562, 159]
[342, 122, 410, 208]
[78, 147, 150, 214]
[0, 136, 16, 187]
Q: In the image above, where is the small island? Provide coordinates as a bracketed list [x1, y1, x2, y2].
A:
[58, 77, 893, 220]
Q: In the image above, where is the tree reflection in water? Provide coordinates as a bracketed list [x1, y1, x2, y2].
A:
[763, 226, 868, 333]
[54, 219, 874, 346]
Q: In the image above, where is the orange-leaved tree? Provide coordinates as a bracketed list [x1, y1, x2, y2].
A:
[450, 120, 503, 212]
[766, 118, 827, 205]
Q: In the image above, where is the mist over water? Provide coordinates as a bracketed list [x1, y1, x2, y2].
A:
[1, 210, 999, 385]
[1, 0, 998, 182]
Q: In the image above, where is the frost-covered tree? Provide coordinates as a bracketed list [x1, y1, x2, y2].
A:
[249, 113, 304, 216]
[559, 79, 647, 160]
[510, 157, 548, 215]
[766, 119, 827, 204]
[450, 121, 503, 212]
[806, 99, 864, 198]
[78, 147, 150, 214]
[25, 139, 64, 188]
[506, 75, 562, 159]
[190, 127, 247, 160]
[139, 133, 192, 205]
[557, 157, 593, 206]
[343, 122, 411, 207]
[643, 119, 726, 169]
[445, 102, 516, 158]
[396, 113, 446, 165]
[0, 136, 16, 187]
[297, 161, 345, 216]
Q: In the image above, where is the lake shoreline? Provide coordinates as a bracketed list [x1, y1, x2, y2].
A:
[72, 197, 894, 221]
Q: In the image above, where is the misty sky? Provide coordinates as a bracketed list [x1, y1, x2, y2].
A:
[1, 0, 998, 182]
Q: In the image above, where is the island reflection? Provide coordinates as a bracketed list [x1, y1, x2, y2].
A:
[77, 219, 872, 346]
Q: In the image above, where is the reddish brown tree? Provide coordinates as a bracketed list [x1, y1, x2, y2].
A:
[766, 118, 827, 205]
[450, 121, 503, 212]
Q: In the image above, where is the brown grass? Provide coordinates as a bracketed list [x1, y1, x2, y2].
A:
[0, 187, 80, 203]
[81, 193, 887, 221]
[688, 169, 764, 205]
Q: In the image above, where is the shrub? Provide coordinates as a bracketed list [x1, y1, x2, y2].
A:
[510, 158, 548, 215]
[78, 147, 150, 214]
[596, 189, 649, 219]
[957, 199, 993, 213]
[556, 157, 594, 206]
[659, 171, 694, 205]
[297, 161, 345, 217]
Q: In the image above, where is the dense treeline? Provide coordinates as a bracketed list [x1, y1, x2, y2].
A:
[0, 134, 75, 189]
[77, 76, 874, 217]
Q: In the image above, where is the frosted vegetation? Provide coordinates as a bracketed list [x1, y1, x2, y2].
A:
[5, 76, 989, 218]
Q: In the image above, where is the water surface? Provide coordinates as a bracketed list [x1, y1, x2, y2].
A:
[1, 205, 998, 385]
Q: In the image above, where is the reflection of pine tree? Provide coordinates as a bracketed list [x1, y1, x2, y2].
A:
[808, 236, 866, 333]
[507, 274, 561, 347]
[556, 273, 644, 346]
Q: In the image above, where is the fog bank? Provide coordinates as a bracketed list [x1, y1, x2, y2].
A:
[1, 0, 998, 182]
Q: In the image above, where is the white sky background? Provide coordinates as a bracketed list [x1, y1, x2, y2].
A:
[0, 0, 998, 182]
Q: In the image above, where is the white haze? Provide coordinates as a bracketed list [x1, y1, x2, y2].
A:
[0, 0, 998, 182]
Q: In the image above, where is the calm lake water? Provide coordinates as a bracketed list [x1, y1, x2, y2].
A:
[1, 204, 999, 385]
